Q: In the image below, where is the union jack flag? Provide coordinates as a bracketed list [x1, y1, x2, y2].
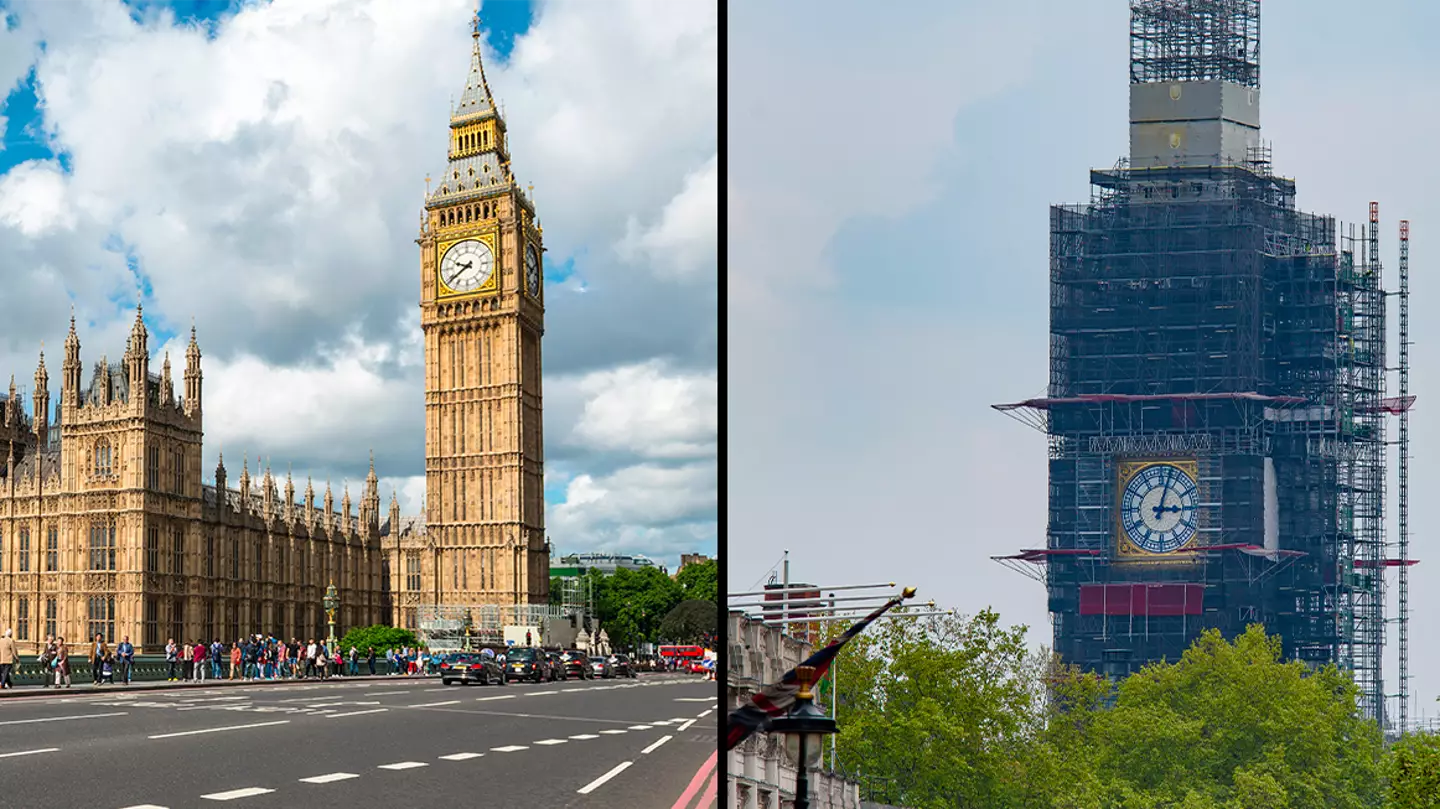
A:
[724, 589, 913, 751]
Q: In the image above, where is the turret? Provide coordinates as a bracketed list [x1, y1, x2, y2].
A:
[63, 312, 80, 408]
[160, 351, 174, 406]
[324, 480, 335, 532]
[184, 324, 202, 416]
[388, 490, 401, 539]
[262, 462, 275, 521]
[238, 454, 251, 514]
[33, 348, 48, 445]
[305, 476, 316, 528]
[284, 466, 296, 523]
[4, 375, 16, 428]
[341, 484, 353, 531]
[126, 304, 149, 410]
[361, 451, 381, 534]
[215, 450, 227, 493]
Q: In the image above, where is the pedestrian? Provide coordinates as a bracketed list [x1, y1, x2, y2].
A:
[230, 640, 241, 680]
[90, 633, 106, 685]
[53, 636, 70, 688]
[211, 639, 224, 680]
[348, 646, 358, 676]
[367, 646, 377, 676]
[192, 639, 208, 682]
[165, 638, 179, 681]
[99, 649, 115, 684]
[0, 628, 17, 689]
[37, 635, 55, 688]
[182, 641, 193, 681]
[117, 635, 135, 685]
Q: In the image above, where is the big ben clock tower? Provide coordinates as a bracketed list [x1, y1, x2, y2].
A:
[416, 11, 548, 609]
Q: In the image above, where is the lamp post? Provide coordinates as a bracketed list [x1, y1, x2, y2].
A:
[768, 665, 837, 809]
[463, 609, 474, 652]
[323, 583, 339, 648]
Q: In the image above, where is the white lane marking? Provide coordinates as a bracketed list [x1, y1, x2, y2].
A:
[280, 695, 346, 703]
[377, 761, 428, 770]
[365, 691, 410, 696]
[653, 720, 675, 725]
[201, 787, 275, 800]
[0, 712, 128, 726]
[149, 720, 290, 739]
[599, 729, 628, 735]
[628, 725, 653, 730]
[0, 748, 59, 759]
[677, 719, 697, 731]
[697, 709, 713, 718]
[491, 745, 528, 752]
[674, 697, 712, 702]
[298, 773, 359, 784]
[423, 687, 451, 692]
[327, 708, 389, 719]
[408, 700, 461, 708]
[439, 752, 484, 761]
[671, 717, 690, 722]
[529, 690, 558, 696]
[118, 805, 170, 809]
[577, 761, 634, 794]
[642, 735, 673, 755]
[475, 695, 515, 702]
[569, 734, 600, 740]
[533, 739, 568, 745]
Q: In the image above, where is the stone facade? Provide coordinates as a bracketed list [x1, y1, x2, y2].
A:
[388, 13, 549, 625]
[0, 312, 387, 654]
[726, 610, 861, 809]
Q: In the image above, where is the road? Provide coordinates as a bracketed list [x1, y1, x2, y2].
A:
[0, 672, 719, 808]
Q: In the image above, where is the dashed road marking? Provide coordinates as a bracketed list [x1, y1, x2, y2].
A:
[600, 729, 627, 735]
[201, 786, 275, 800]
[0, 712, 129, 726]
[569, 734, 600, 740]
[0, 748, 59, 759]
[377, 761, 428, 770]
[491, 745, 528, 752]
[529, 690, 558, 695]
[327, 708, 389, 719]
[149, 720, 290, 739]
[628, 725, 653, 730]
[439, 752, 484, 761]
[533, 739, 568, 745]
[577, 761, 633, 795]
[678, 719, 697, 731]
[475, 695, 515, 701]
[408, 700, 461, 708]
[642, 735, 673, 754]
[298, 773, 358, 784]
[697, 709, 713, 718]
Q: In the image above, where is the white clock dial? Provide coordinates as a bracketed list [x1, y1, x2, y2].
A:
[525, 244, 541, 296]
[1119, 463, 1200, 554]
[439, 239, 494, 292]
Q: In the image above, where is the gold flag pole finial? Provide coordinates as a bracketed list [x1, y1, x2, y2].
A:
[901, 586, 918, 600]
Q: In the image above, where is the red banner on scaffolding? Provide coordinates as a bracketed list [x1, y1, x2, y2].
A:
[1078, 583, 1204, 616]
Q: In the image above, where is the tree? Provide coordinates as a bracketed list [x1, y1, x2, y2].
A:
[675, 559, 717, 603]
[585, 566, 682, 650]
[1387, 733, 1440, 808]
[658, 600, 717, 645]
[336, 625, 419, 655]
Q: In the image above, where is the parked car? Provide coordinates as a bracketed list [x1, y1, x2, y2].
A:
[544, 651, 564, 681]
[560, 650, 593, 680]
[440, 652, 505, 686]
[607, 654, 638, 679]
[503, 646, 552, 683]
[589, 655, 615, 679]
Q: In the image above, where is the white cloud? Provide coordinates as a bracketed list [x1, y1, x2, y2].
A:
[618, 153, 717, 280]
[547, 462, 716, 562]
[565, 360, 717, 460]
[0, 0, 717, 567]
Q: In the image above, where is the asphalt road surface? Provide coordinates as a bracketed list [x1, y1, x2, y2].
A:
[0, 672, 719, 808]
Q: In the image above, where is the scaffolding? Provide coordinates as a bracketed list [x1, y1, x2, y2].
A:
[1129, 0, 1260, 87]
[416, 604, 579, 651]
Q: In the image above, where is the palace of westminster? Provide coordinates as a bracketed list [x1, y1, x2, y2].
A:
[0, 12, 551, 651]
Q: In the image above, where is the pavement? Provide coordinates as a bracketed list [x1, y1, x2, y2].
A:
[0, 671, 720, 808]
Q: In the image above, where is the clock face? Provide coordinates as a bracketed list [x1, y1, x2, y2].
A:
[1119, 463, 1200, 554]
[439, 239, 494, 292]
[525, 244, 541, 296]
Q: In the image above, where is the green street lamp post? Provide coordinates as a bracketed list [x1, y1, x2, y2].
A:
[768, 665, 838, 809]
[323, 583, 339, 648]
[463, 609, 474, 652]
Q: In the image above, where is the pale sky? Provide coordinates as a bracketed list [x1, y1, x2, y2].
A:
[728, 0, 1440, 721]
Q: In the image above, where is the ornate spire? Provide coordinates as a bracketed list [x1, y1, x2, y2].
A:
[35, 346, 46, 383]
[367, 450, 377, 484]
[452, 6, 496, 123]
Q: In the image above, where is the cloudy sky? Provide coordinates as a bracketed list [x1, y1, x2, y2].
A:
[729, 0, 1440, 721]
[0, 0, 717, 572]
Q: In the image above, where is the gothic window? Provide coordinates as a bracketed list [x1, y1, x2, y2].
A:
[171, 598, 184, 644]
[95, 440, 113, 477]
[147, 444, 160, 489]
[18, 527, 29, 573]
[254, 540, 263, 581]
[45, 526, 58, 572]
[205, 533, 215, 578]
[405, 551, 421, 591]
[144, 598, 158, 648]
[16, 597, 28, 641]
[43, 598, 56, 640]
[172, 448, 184, 494]
[89, 523, 116, 571]
[88, 596, 115, 644]
[172, 529, 184, 576]
[230, 538, 239, 580]
[205, 599, 216, 641]
[145, 527, 159, 573]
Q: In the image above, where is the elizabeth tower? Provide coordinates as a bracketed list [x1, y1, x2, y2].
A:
[416, 14, 548, 608]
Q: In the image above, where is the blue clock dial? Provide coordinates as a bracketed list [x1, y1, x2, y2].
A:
[1120, 464, 1199, 554]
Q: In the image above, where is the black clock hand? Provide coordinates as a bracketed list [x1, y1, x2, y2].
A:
[444, 260, 475, 285]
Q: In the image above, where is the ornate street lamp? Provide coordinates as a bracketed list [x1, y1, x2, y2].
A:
[463, 608, 474, 652]
[323, 583, 339, 648]
[768, 665, 838, 809]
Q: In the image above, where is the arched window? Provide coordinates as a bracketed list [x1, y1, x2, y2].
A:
[94, 440, 113, 476]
